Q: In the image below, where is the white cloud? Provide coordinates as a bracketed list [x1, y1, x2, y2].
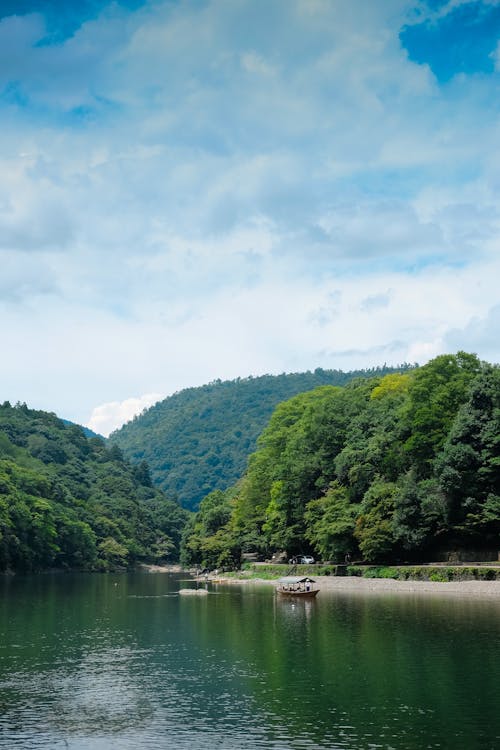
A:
[2, 249, 499, 429]
[86, 393, 165, 437]
[0, 0, 499, 426]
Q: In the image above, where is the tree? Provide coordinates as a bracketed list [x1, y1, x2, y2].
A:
[354, 480, 398, 562]
[180, 488, 240, 569]
[305, 484, 359, 561]
[403, 352, 481, 476]
[392, 472, 446, 557]
[436, 364, 500, 544]
[98, 537, 129, 569]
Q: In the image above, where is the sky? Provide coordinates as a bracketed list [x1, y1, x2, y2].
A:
[1, 0, 499, 436]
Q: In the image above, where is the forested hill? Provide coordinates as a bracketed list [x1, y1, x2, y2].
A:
[0, 402, 189, 573]
[181, 353, 500, 569]
[110, 366, 414, 510]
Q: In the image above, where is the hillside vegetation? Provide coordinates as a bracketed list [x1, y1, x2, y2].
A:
[181, 353, 500, 568]
[110, 367, 412, 510]
[0, 403, 188, 573]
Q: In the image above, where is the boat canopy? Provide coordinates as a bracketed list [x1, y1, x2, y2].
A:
[278, 576, 316, 584]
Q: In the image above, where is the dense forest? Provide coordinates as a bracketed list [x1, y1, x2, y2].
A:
[181, 353, 500, 568]
[0, 403, 188, 573]
[2, 353, 498, 574]
[110, 366, 413, 510]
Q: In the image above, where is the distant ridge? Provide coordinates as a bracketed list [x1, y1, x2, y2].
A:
[61, 419, 104, 441]
[109, 366, 414, 510]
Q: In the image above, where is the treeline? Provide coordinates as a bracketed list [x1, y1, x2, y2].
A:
[0, 403, 188, 573]
[181, 353, 500, 568]
[4, 353, 497, 573]
[110, 366, 414, 510]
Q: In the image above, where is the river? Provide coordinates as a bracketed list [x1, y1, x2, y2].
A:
[1, 572, 499, 749]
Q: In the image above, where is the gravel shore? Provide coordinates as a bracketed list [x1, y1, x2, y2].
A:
[210, 574, 500, 599]
[142, 565, 500, 599]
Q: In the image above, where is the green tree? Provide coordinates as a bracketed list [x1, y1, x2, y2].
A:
[98, 537, 129, 569]
[354, 480, 398, 562]
[392, 473, 446, 557]
[305, 484, 359, 561]
[181, 488, 240, 569]
[436, 364, 500, 544]
[403, 352, 481, 475]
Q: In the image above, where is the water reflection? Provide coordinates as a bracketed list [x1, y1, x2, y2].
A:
[1, 574, 499, 749]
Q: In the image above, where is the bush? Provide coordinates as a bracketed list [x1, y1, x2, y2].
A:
[429, 571, 448, 582]
[346, 565, 363, 577]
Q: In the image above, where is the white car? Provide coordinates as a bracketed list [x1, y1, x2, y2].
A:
[300, 555, 315, 564]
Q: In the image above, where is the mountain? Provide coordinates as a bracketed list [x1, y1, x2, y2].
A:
[61, 418, 103, 440]
[0, 401, 189, 573]
[109, 366, 414, 510]
[180, 353, 500, 569]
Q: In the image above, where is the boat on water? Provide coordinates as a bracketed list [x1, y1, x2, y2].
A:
[276, 576, 319, 598]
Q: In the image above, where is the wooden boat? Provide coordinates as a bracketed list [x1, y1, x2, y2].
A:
[276, 576, 319, 598]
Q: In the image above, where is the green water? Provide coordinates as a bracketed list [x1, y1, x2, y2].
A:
[1, 573, 499, 749]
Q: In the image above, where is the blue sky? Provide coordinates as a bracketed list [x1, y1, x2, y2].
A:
[1, 0, 499, 434]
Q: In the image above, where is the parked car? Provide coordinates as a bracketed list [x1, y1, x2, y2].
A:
[289, 555, 315, 565]
[300, 555, 315, 564]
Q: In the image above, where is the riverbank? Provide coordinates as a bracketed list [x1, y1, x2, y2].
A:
[208, 574, 500, 598]
[140, 563, 500, 598]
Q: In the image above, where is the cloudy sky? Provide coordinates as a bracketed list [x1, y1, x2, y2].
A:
[1, 0, 499, 435]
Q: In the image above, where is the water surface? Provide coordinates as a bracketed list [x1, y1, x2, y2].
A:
[1, 573, 499, 749]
